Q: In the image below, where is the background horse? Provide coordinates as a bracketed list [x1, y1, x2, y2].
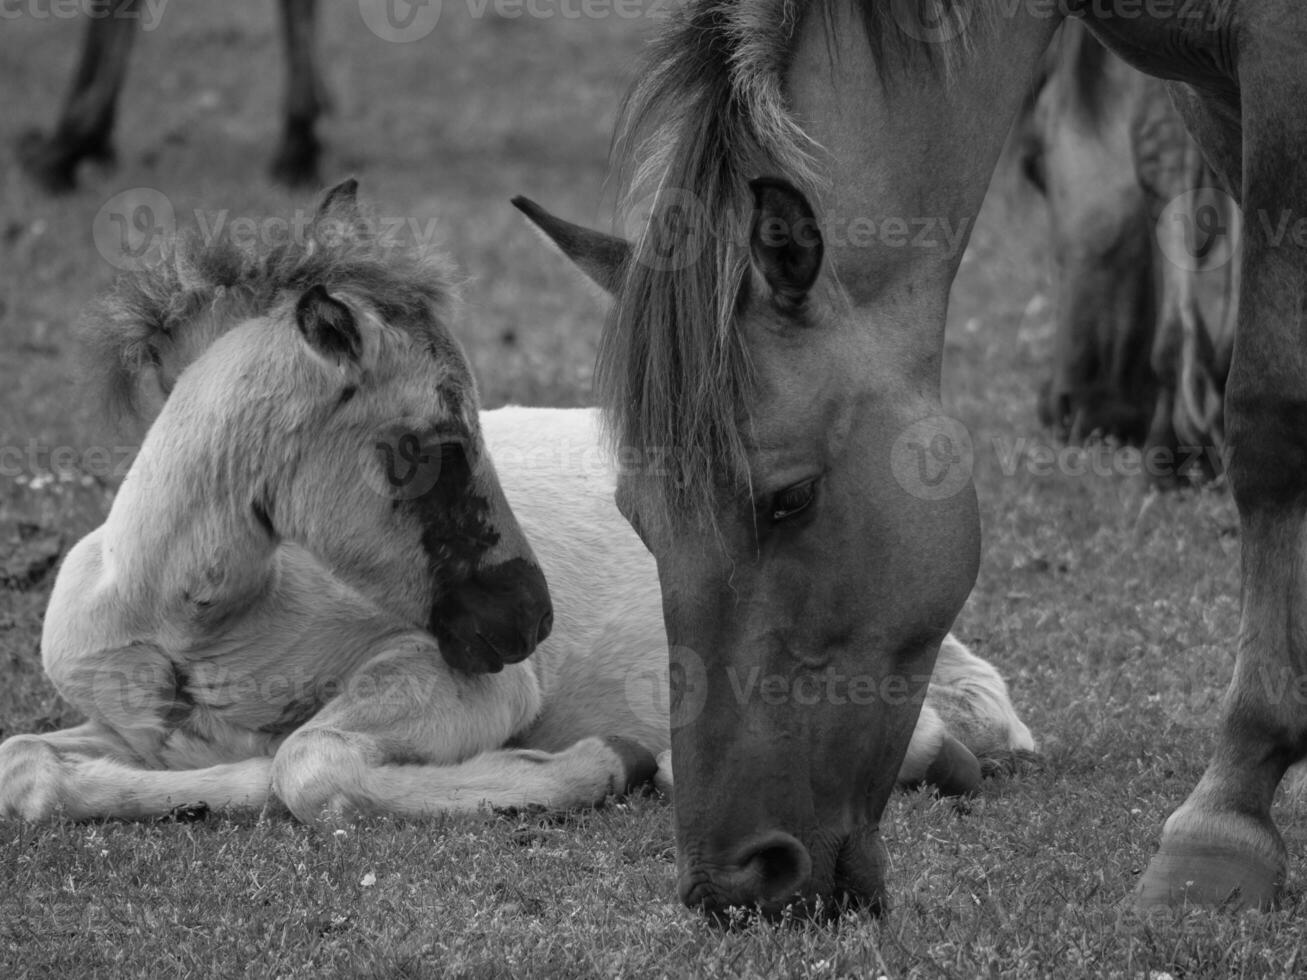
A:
[19, 0, 323, 191]
[1014, 22, 1239, 485]
[0, 181, 1035, 824]
[519, 0, 1307, 916]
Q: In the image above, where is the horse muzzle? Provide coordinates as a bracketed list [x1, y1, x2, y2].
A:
[677, 826, 887, 921]
[429, 557, 553, 673]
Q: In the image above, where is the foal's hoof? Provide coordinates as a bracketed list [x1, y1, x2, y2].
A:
[602, 736, 658, 795]
[1135, 809, 1286, 910]
[923, 735, 982, 797]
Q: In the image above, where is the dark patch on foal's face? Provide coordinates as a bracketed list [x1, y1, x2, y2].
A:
[408, 437, 500, 597]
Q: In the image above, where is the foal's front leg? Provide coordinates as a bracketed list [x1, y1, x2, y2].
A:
[270, 639, 656, 825]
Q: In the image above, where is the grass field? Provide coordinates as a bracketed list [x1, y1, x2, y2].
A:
[2, 3, 1305, 977]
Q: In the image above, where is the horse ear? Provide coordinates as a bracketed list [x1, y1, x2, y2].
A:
[296, 285, 362, 366]
[316, 178, 362, 224]
[512, 196, 630, 295]
[748, 177, 823, 307]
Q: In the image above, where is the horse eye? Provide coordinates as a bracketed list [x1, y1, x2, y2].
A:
[770, 480, 817, 523]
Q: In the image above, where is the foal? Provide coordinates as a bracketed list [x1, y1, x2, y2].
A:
[0, 182, 1034, 824]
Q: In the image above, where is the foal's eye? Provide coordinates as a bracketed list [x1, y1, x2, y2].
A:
[770, 479, 817, 523]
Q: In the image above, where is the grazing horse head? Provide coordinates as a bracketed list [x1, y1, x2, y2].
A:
[84, 179, 552, 673]
[519, 0, 1059, 917]
[1015, 22, 1159, 446]
[1015, 22, 1239, 481]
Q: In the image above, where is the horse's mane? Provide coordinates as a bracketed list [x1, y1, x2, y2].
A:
[81, 183, 459, 421]
[600, 0, 977, 527]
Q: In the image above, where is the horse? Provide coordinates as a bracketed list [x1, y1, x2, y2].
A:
[0, 181, 1035, 825]
[516, 0, 1307, 915]
[1014, 21, 1239, 486]
[18, 0, 323, 192]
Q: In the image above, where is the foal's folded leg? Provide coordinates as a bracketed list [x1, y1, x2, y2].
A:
[0, 721, 272, 821]
[270, 643, 656, 825]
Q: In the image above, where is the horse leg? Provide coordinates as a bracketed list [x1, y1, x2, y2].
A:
[270, 641, 656, 826]
[270, 0, 324, 187]
[0, 721, 272, 821]
[1136, 75, 1307, 909]
[18, 4, 140, 193]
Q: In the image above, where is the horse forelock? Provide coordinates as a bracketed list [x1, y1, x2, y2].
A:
[79, 204, 461, 425]
[602, 0, 981, 526]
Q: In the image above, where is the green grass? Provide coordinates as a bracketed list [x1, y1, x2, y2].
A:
[2, 5, 1305, 978]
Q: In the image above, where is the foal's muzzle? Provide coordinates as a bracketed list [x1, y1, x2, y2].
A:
[430, 558, 553, 673]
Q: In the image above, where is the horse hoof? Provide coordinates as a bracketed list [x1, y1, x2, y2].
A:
[269, 141, 322, 189]
[1135, 842, 1283, 910]
[16, 130, 79, 194]
[602, 736, 658, 794]
[923, 735, 981, 797]
[1135, 809, 1286, 910]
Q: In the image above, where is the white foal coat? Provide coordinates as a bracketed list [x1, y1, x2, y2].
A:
[0, 406, 1032, 822]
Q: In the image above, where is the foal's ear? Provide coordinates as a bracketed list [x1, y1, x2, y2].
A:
[296, 285, 362, 366]
[748, 177, 823, 307]
[318, 178, 360, 218]
[512, 196, 630, 295]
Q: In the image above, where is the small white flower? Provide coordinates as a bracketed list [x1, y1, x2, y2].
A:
[360, 872, 376, 888]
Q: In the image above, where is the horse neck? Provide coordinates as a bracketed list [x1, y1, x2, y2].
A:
[787, 3, 1059, 310]
[101, 389, 281, 608]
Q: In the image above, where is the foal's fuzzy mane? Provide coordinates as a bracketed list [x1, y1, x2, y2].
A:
[601, 0, 979, 525]
[82, 191, 459, 421]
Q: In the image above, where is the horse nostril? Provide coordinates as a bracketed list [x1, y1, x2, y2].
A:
[536, 609, 554, 644]
[732, 832, 812, 907]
